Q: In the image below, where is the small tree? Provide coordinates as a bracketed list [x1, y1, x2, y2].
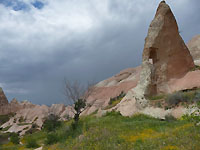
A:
[64, 80, 94, 125]
[42, 114, 61, 132]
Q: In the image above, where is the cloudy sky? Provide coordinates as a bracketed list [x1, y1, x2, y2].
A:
[0, 0, 199, 105]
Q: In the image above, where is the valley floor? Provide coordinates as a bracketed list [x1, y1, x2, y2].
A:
[1, 112, 200, 150]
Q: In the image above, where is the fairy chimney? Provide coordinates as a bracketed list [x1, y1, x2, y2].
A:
[141, 1, 195, 96]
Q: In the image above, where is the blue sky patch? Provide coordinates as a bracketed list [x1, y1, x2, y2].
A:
[0, 0, 29, 11]
[32, 1, 44, 9]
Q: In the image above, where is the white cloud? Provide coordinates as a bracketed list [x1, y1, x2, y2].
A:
[0, 0, 199, 104]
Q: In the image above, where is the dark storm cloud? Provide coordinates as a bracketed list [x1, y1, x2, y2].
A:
[0, 0, 199, 105]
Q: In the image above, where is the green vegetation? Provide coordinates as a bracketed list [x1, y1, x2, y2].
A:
[42, 114, 61, 132]
[45, 132, 59, 145]
[25, 123, 39, 134]
[166, 90, 200, 108]
[0, 112, 200, 150]
[148, 88, 200, 109]
[74, 99, 86, 123]
[1, 125, 11, 132]
[0, 113, 15, 126]
[190, 65, 200, 71]
[25, 136, 39, 148]
[17, 123, 31, 126]
[105, 91, 126, 109]
[148, 94, 166, 101]
[10, 133, 20, 145]
[18, 116, 25, 123]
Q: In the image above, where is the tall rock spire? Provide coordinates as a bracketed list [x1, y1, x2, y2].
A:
[140, 1, 194, 96]
[0, 87, 9, 107]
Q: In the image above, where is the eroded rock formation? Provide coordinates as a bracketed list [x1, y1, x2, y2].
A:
[82, 67, 141, 115]
[142, 1, 194, 96]
[188, 35, 200, 65]
[114, 1, 200, 117]
[0, 88, 75, 135]
[0, 87, 8, 106]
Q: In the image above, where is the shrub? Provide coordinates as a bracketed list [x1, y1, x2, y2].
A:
[45, 132, 58, 145]
[166, 90, 200, 107]
[10, 133, 20, 144]
[166, 92, 187, 106]
[25, 124, 39, 134]
[191, 65, 200, 71]
[194, 92, 200, 102]
[165, 114, 177, 122]
[148, 94, 165, 101]
[18, 116, 25, 123]
[182, 111, 200, 125]
[105, 111, 121, 117]
[25, 137, 39, 148]
[2, 125, 11, 131]
[42, 114, 61, 132]
[108, 91, 126, 106]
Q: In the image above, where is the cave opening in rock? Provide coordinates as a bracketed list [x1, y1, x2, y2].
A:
[149, 47, 158, 64]
[149, 47, 158, 95]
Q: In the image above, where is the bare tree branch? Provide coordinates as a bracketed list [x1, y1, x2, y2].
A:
[63, 79, 96, 123]
[63, 78, 95, 104]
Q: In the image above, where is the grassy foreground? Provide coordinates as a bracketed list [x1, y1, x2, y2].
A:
[1, 112, 200, 150]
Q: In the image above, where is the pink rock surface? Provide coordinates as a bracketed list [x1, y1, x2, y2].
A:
[83, 66, 141, 115]
[168, 70, 200, 92]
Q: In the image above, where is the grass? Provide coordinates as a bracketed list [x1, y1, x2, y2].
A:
[148, 94, 166, 101]
[1, 125, 11, 131]
[105, 97, 123, 109]
[1, 112, 200, 150]
[43, 112, 200, 150]
[105, 91, 126, 109]
[0, 113, 15, 126]
[17, 123, 31, 126]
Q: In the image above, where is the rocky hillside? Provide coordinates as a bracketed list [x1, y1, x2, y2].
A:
[1, 0, 200, 140]
[83, 1, 200, 118]
[0, 88, 75, 135]
[82, 66, 141, 115]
